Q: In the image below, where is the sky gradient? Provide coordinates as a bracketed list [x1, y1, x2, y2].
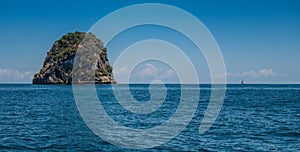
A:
[0, 0, 299, 83]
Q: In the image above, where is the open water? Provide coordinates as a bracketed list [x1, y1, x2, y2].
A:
[0, 84, 299, 151]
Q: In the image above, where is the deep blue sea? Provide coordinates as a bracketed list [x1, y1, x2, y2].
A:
[0, 84, 299, 151]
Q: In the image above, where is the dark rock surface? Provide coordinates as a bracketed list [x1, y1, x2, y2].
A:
[33, 32, 116, 84]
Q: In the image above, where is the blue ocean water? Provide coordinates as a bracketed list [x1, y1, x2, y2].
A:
[0, 84, 299, 151]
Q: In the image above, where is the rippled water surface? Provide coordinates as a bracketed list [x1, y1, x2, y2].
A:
[0, 84, 299, 151]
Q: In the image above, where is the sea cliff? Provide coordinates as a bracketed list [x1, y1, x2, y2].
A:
[33, 32, 116, 84]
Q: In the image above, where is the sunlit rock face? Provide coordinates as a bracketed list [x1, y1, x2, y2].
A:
[33, 32, 116, 84]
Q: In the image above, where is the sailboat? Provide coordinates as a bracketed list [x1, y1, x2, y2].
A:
[241, 80, 244, 85]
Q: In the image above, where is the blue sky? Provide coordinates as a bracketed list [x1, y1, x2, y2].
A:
[0, 0, 299, 83]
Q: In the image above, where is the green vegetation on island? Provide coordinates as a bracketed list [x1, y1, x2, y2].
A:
[33, 32, 116, 84]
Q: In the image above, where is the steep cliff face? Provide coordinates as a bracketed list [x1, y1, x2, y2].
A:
[33, 32, 116, 84]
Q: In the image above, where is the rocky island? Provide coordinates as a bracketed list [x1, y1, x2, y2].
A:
[33, 32, 116, 84]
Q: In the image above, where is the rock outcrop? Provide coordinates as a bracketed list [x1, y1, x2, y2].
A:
[33, 32, 116, 84]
